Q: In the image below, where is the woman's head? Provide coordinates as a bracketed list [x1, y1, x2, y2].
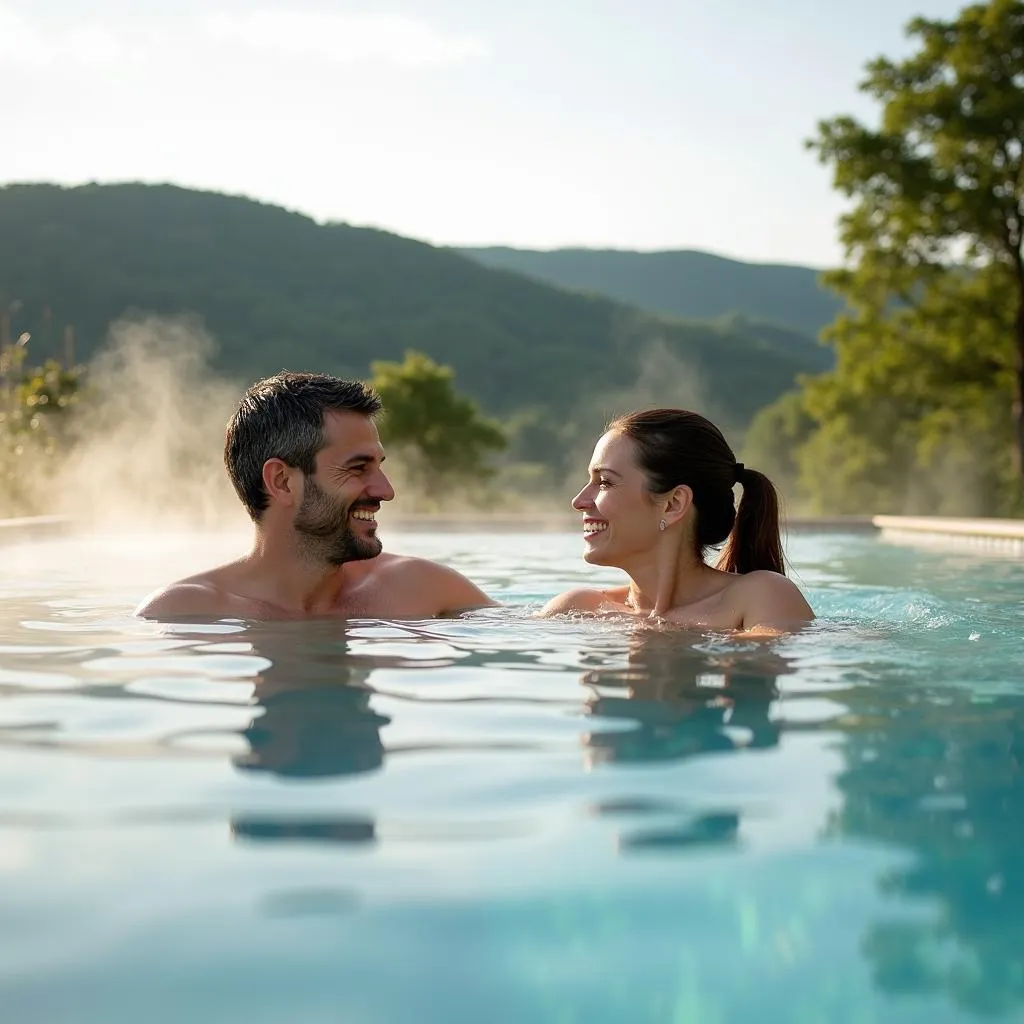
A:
[572, 408, 784, 575]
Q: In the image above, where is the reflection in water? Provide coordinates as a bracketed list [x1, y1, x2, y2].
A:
[228, 628, 394, 846]
[581, 634, 785, 763]
[235, 683, 387, 779]
[580, 631, 790, 851]
[7, 588, 1024, 1022]
[829, 688, 1024, 1018]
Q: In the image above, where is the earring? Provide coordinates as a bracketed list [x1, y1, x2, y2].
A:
[659, 519, 667, 531]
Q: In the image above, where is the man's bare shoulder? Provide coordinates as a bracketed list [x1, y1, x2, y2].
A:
[133, 566, 247, 620]
[362, 553, 497, 613]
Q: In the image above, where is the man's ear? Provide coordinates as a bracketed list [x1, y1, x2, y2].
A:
[262, 459, 302, 508]
[662, 484, 693, 527]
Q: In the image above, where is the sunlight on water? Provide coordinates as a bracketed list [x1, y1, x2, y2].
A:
[1, 528, 1023, 1023]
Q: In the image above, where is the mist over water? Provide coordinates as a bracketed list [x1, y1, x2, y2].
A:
[8, 316, 768, 531]
[16, 314, 487, 530]
[37, 315, 249, 532]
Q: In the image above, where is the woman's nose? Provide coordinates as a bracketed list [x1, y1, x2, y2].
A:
[571, 486, 593, 511]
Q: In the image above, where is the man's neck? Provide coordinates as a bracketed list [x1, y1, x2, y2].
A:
[243, 528, 348, 614]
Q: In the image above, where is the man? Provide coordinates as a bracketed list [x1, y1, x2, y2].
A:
[134, 371, 496, 620]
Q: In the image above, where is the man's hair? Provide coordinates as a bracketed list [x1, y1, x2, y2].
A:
[225, 371, 382, 521]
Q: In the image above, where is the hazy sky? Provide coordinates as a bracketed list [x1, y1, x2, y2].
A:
[6, 0, 967, 266]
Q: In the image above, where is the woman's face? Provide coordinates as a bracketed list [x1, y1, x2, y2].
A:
[571, 430, 661, 566]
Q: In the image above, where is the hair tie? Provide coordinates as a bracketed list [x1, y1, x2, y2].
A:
[734, 462, 745, 484]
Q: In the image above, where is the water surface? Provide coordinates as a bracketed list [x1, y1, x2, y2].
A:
[1, 529, 1022, 1023]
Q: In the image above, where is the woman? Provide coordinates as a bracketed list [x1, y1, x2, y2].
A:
[541, 408, 814, 634]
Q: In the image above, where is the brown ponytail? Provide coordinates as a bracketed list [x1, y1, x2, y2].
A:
[716, 468, 784, 575]
[609, 409, 787, 577]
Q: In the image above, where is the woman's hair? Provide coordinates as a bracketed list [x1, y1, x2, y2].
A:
[608, 408, 784, 575]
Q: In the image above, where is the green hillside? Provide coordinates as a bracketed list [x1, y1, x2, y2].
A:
[458, 246, 843, 338]
[0, 183, 831, 448]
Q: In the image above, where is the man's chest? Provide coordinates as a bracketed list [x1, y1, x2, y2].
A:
[331, 581, 439, 620]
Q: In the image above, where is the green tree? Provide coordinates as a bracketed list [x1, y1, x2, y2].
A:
[808, 0, 1024, 493]
[0, 334, 82, 514]
[799, 265, 1018, 514]
[369, 350, 507, 507]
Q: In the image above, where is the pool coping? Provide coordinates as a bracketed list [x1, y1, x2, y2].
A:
[873, 514, 1024, 557]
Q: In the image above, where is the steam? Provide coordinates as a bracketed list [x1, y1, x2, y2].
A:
[45, 315, 248, 531]
[593, 335, 715, 424]
[10, 314, 465, 530]
[560, 336, 720, 490]
[1, 315, 800, 533]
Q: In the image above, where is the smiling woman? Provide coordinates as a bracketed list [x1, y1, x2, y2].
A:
[542, 408, 815, 634]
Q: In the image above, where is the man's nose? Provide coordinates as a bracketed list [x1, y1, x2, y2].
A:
[371, 469, 396, 502]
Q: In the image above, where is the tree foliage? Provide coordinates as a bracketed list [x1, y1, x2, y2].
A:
[801, 264, 1017, 514]
[0, 335, 82, 514]
[762, 0, 1024, 514]
[369, 350, 507, 506]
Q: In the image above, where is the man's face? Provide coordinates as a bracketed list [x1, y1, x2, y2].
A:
[293, 411, 395, 566]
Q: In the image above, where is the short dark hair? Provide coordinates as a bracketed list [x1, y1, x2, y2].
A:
[225, 371, 382, 520]
[609, 408, 784, 575]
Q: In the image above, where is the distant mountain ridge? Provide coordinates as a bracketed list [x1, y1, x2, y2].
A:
[457, 246, 842, 338]
[0, 183, 833, 471]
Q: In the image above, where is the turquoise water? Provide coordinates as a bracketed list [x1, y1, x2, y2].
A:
[1, 528, 1023, 1023]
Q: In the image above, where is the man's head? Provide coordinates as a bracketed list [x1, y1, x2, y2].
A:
[225, 372, 394, 564]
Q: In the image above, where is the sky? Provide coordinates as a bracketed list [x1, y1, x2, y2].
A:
[5, 0, 969, 267]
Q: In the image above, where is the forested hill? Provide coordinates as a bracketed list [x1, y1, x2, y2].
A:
[458, 246, 842, 338]
[0, 183, 831, 436]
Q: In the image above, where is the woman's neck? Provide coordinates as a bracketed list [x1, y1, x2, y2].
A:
[622, 541, 712, 617]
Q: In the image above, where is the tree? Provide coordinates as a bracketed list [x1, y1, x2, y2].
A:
[799, 264, 1018, 514]
[368, 350, 507, 507]
[808, 0, 1024, 480]
[0, 334, 82, 514]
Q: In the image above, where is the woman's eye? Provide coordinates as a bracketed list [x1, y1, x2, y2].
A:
[598, 479, 612, 488]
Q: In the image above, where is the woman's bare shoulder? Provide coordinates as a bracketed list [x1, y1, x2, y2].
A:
[730, 570, 815, 633]
[539, 586, 627, 617]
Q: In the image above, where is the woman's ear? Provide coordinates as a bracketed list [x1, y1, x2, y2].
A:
[662, 484, 693, 527]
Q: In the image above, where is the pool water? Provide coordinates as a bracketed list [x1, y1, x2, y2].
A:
[1, 528, 1023, 1023]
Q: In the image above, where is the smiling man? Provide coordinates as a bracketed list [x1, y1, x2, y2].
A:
[134, 372, 496, 620]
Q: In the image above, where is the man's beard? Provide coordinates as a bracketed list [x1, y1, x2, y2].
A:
[294, 477, 382, 566]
